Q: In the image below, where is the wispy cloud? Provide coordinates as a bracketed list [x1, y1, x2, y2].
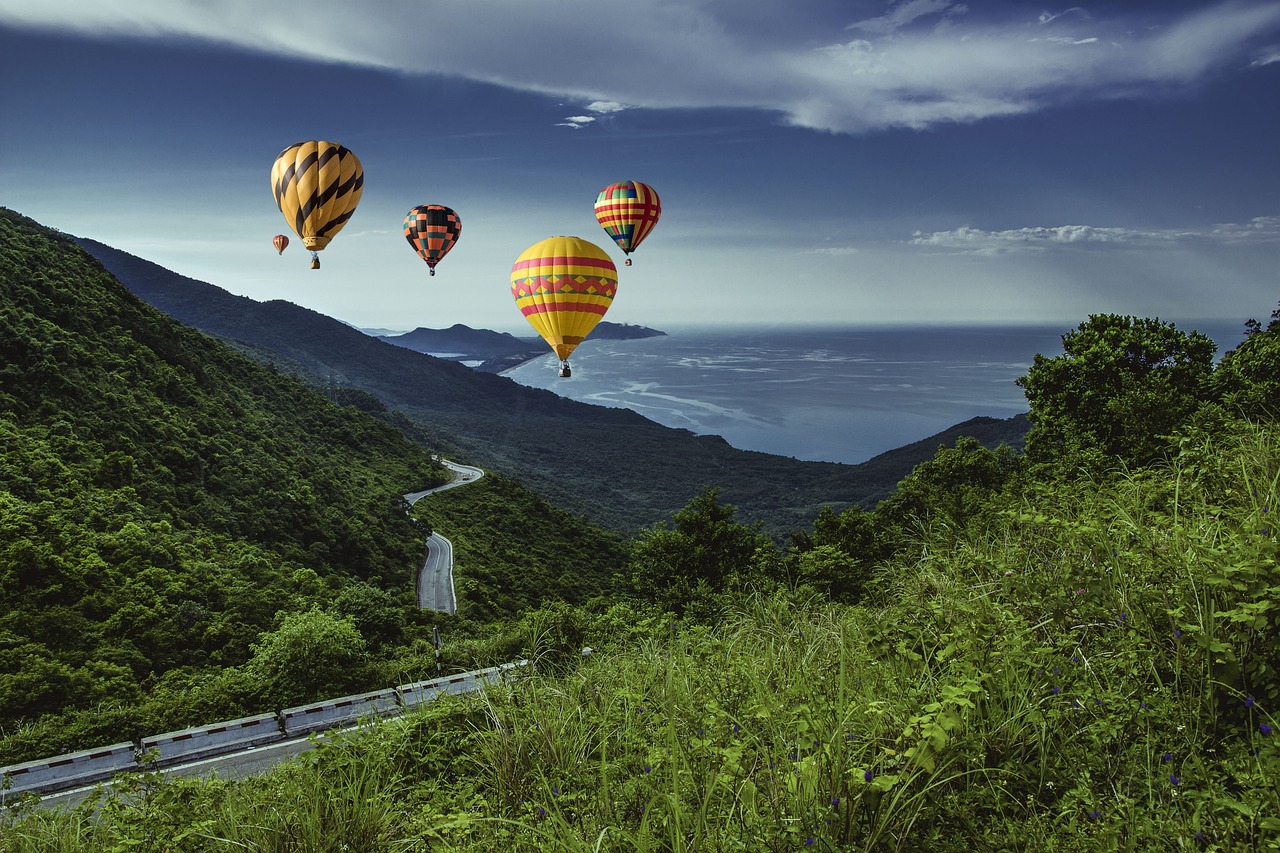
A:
[3, 1, 1279, 134]
[912, 217, 1280, 254]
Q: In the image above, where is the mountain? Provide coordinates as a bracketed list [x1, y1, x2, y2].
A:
[376, 324, 546, 373]
[376, 321, 666, 373]
[75, 236, 1030, 537]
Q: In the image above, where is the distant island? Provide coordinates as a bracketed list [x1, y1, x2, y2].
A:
[373, 321, 666, 373]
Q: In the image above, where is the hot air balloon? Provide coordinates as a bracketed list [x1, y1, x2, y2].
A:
[510, 235, 618, 378]
[403, 205, 461, 276]
[272, 234, 289, 255]
[594, 180, 661, 266]
[270, 140, 364, 269]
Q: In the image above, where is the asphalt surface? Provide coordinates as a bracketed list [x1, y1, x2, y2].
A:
[404, 460, 484, 613]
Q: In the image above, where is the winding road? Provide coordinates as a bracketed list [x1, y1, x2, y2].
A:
[404, 459, 484, 613]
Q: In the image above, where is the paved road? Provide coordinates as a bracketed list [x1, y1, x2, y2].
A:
[404, 460, 484, 613]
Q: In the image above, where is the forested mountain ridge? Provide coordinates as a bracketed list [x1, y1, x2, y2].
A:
[0, 207, 461, 756]
[76, 235, 1029, 536]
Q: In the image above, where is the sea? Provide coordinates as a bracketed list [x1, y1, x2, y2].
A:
[501, 322, 1248, 466]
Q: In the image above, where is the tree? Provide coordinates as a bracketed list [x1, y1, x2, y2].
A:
[628, 488, 777, 616]
[1016, 314, 1216, 467]
[1214, 303, 1280, 418]
[246, 610, 369, 708]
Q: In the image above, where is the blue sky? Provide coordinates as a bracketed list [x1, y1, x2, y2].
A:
[2, 1, 1278, 334]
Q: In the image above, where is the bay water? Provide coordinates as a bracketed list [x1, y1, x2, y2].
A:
[501, 323, 1247, 466]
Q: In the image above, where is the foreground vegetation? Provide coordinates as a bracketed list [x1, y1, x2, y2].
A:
[6, 308, 1280, 848]
[3, 415, 1277, 849]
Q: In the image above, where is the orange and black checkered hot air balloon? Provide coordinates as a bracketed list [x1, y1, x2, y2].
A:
[594, 180, 661, 266]
[270, 140, 364, 269]
[403, 204, 461, 277]
[510, 235, 618, 378]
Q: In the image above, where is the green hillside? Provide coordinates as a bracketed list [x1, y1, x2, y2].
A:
[75, 236, 1030, 538]
[0, 209, 620, 762]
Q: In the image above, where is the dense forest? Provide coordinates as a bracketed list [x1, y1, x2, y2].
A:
[0, 210, 547, 759]
[3, 205, 1279, 849]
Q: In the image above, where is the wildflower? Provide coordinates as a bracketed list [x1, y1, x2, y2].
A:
[805, 838, 815, 847]
[552, 786, 560, 795]
[1076, 588, 1085, 595]
[864, 769, 874, 783]
[1175, 629, 1182, 638]
[637, 706, 645, 714]
[1261, 724, 1273, 736]
[732, 723, 740, 733]
[1117, 613, 1127, 624]
[1170, 775, 1180, 786]
[538, 807, 548, 816]
[832, 797, 841, 807]
[643, 766, 652, 774]
[1052, 686, 1062, 694]
[1052, 667, 1061, 674]
[1088, 810, 1101, 820]
[1163, 753, 1173, 762]
[1094, 699, 1102, 706]
[1246, 696, 1255, 708]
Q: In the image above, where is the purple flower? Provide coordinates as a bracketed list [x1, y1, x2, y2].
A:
[1052, 686, 1062, 694]
[832, 797, 841, 807]
[732, 723, 740, 733]
[1170, 775, 1180, 786]
[1261, 724, 1273, 736]
[864, 769, 874, 783]
[1246, 696, 1255, 708]
[805, 838, 815, 847]
[1088, 810, 1101, 820]
[1117, 613, 1127, 624]
[1163, 753, 1173, 762]
[1175, 629, 1182, 638]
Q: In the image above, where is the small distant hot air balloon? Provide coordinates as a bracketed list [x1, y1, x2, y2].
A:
[403, 205, 461, 276]
[270, 140, 364, 269]
[510, 235, 619, 378]
[594, 180, 661, 266]
[272, 234, 289, 255]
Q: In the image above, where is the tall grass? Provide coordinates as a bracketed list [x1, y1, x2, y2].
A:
[3, 423, 1278, 850]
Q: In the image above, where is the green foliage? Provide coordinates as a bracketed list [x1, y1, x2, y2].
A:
[1017, 314, 1217, 467]
[0, 208, 452, 758]
[627, 487, 780, 616]
[1215, 303, 1280, 418]
[245, 610, 370, 708]
[415, 473, 629, 623]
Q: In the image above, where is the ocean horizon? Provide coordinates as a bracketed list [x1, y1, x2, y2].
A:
[502, 321, 1249, 466]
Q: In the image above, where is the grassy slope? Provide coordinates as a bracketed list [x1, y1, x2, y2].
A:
[7, 423, 1276, 850]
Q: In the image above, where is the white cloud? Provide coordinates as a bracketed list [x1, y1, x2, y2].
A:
[912, 217, 1280, 254]
[3, 1, 1279, 134]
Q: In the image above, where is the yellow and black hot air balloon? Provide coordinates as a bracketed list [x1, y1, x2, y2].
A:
[510, 235, 618, 378]
[270, 140, 364, 269]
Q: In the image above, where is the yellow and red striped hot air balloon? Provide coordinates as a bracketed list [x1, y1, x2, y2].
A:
[272, 234, 289, 255]
[403, 204, 461, 276]
[270, 140, 364, 269]
[594, 180, 661, 266]
[510, 235, 618, 378]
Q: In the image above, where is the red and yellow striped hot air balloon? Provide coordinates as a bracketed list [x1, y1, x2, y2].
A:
[594, 179, 661, 266]
[403, 204, 461, 276]
[272, 234, 289, 255]
[270, 140, 364, 269]
[510, 235, 618, 378]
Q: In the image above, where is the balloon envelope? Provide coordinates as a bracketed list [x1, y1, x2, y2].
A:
[510, 235, 618, 362]
[272, 234, 289, 254]
[403, 205, 461, 276]
[269, 141, 364, 253]
[594, 180, 661, 256]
